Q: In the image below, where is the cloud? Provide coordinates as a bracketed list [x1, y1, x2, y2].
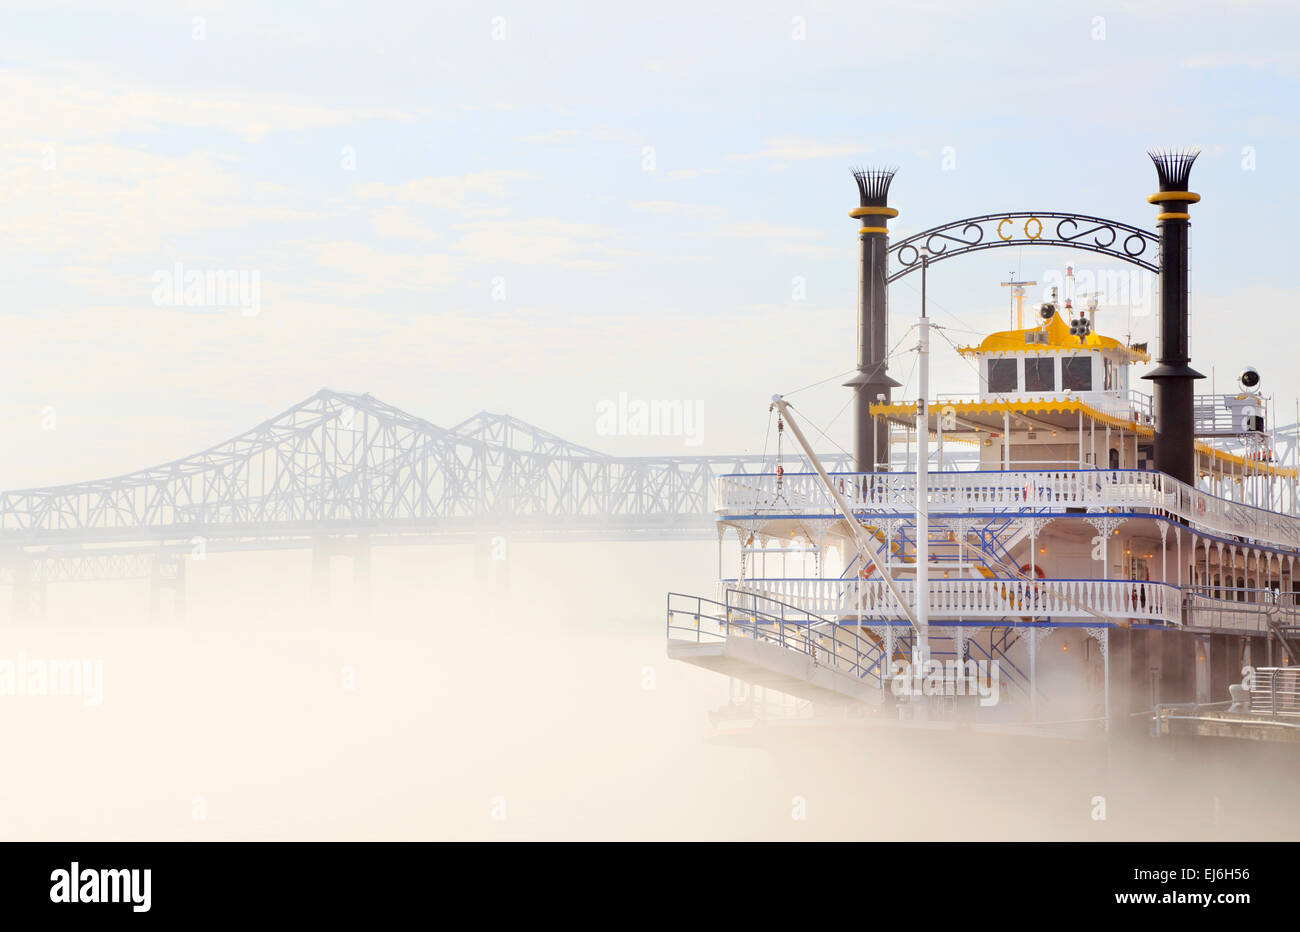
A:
[452, 217, 620, 269]
[370, 205, 443, 242]
[666, 169, 721, 180]
[354, 171, 530, 210]
[305, 241, 457, 290]
[680, 221, 839, 258]
[726, 136, 865, 162]
[0, 65, 412, 142]
[706, 222, 824, 241]
[1243, 115, 1300, 138]
[1178, 49, 1300, 80]
[0, 142, 314, 263]
[520, 127, 643, 146]
[629, 200, 727, 221]
[1181, 52, 1275, 71]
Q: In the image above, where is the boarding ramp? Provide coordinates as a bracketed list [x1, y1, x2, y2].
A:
[666, 590, 886, 705]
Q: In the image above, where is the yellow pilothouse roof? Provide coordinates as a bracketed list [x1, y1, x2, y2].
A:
[956, 305, 1150, 363]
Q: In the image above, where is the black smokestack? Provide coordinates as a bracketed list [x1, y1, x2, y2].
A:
[1142, 148, 1204, 486]
[845, 166, 900, 472]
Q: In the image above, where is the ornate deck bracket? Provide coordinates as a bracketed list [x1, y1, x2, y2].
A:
[1084, 626, 1110, 657]
[888, 212, 1160, 282]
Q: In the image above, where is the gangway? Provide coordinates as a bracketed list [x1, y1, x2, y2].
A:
[666, 591, 886, 705]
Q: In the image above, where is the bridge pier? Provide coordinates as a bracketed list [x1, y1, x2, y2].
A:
[311, 535, 372, 607]
[473, 533, 510, 595]
[149, 554, 186, 618]
[8, 552, 46, 619]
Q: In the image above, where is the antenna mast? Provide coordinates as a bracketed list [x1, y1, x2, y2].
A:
[1001, 275, 1038, 329]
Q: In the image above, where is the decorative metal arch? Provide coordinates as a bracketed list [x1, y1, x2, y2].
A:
[887, 212, 1159, 282]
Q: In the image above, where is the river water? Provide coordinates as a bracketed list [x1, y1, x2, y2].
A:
[1, 539, 1294, 840]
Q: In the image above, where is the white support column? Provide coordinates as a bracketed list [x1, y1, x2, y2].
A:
[857, 562, 863, 633]
[1003, 410, 1010, 471]
[937, 410, 945, 472]
[916, 314, 931, 672]
[1086, 627, 1111, 733]
[1160, 522, 1169, 586]
[1030, 626, 1037, 723]
[1102, 627, 1110, 733]
[1027, 625, 1055, 725]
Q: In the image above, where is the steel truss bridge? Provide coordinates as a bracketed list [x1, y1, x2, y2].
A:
[3, 389, 1297, 602]
[1, 389, 862, 598]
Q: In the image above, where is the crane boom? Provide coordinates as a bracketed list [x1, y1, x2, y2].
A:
[769, 396, 920, 632]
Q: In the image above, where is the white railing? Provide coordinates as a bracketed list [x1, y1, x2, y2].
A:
[1185, 595, 1271, 633]
[717, 469, 1300, 551]
[666, 591, 886, 688]
[723, 576, 1182, 625]
[1088, 392, 1153, 424]
[934, 391, 1154, 422]
[1185, 589, 1300, 633]
[1250, 668, 1300, 717]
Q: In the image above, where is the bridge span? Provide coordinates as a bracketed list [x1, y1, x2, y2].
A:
[0, 389, 854, 610]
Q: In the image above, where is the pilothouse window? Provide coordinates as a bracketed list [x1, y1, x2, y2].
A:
[1025, 357, 1055, 393]
[1062, 355, 1093, 391]
[987, 358, 1017, 394]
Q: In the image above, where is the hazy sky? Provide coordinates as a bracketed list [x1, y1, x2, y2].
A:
[3, 0, 1298, 487]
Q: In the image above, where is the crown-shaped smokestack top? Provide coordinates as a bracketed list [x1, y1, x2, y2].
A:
[852, 166, 898, 207]
[1148, 147, 1200, 191]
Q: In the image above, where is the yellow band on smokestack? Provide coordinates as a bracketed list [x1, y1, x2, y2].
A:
[1146, 191, 1200, 204]
[849, 206, 899, 218]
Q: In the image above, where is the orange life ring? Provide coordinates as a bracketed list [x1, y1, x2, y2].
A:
[1019, 563, 1046, 579]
